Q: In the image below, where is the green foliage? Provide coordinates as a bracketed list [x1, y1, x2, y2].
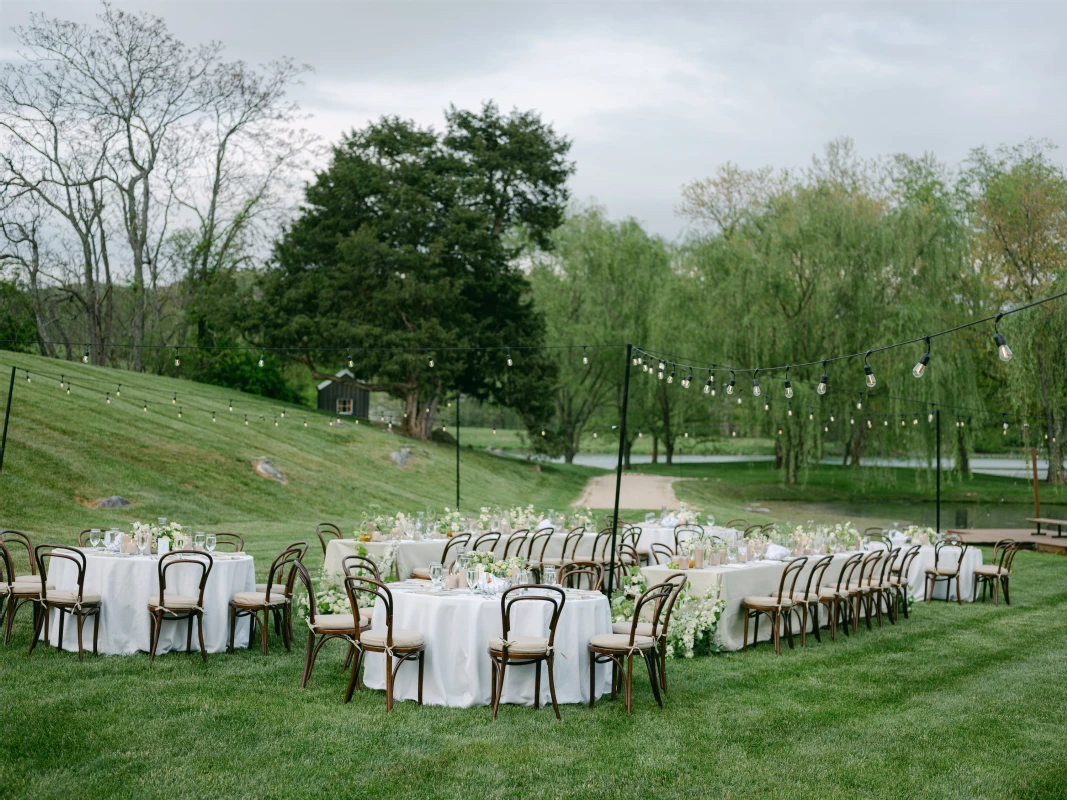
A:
[0, 278, 35, 352]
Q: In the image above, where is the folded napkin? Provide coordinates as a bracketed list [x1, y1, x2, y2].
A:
[660, 515, 680, 527]
[766, 543, 791, 560]
[535, 518, 553, 531]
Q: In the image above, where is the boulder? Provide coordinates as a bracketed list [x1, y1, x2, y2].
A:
[97, 495, 130, 509]
[391, 448, 411, 467]
[254, 458, 288, 485]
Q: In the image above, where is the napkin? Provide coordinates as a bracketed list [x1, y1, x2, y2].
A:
[660, 515, 680, 527]
[535, 518, 553, 531]
[766, 543, 791, 560]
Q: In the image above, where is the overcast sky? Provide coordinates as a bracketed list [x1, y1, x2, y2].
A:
[3, 1, 1066, 239]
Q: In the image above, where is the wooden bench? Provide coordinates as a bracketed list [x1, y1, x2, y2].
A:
[1027, 517, 1067, 538]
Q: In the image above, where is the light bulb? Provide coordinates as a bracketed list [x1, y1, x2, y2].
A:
[901, 418, 905, 427]
[106, 394, 110, 404]
[913, 415, 918, 425]
[429, 356, 434, 368]
[66, 387, 70, 395]
[704, 376, 712, 394]
[82, 346, 89, 364]
[229, 401, 233, 412]
[281, 408, 286, 418]
[830, 413, 835, 422]
[994, 332, 1012, 362]
[752, 378, 761, 397]
[25, 371, 30, 383]
[817, 372, 829, 395]
[856, 400, 862, 410]
[178, 408, 183, 419]
[884, 418, 888, 426]
[657, 362, 665, 380]
[582, 347, 589, 365]
[245, 416, 249, 425]
[506, 350, 513, 367]
[174, 350, 181, 367]
[638, 430, 643, 438]
[541, 429, 546, 436]
[666, 369, 674, 384]
[809, 410, 814, 420]
[928, 411, 934, 423]
[850, 416, 855, 425]
[784, 379, 793, 399]
[258, 352, 265, 368]
[864, 363, 876, 388]
[143, 402, 148, 412]
[787, 405, 793, 417]
[684, 430, 689, 438]
[274, 418, 279, 427]
[912, 353, 929, 379]
[213, 413, 217, 423]
[764, 402, 770, 411]
[632, 356, 638, 366]
[732, 430, 737, 437]
[348, 353, 354, 368]
[116, 385, 121, 397]
[726, 379, 735, 395]
[777, 428, 783, 436]
[442, 425, 447, 432]
[867, 418, 872, 428]
[172, 394, 177, 404]
[591, 430, 596, 438]
[824, 425, 829, 432]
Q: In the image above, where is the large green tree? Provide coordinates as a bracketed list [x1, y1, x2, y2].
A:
[251, 107, 572, 439]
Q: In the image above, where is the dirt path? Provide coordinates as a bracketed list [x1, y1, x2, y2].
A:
[572, 474, 692, 510]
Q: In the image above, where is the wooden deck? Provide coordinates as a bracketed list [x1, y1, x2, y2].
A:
[947, 528, 1067, 555]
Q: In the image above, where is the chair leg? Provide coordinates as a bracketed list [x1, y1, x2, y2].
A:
[343, 648, 361, 704]
[76, 610, 85, 662]
[186, 615, 193, 654]
[150, 612, 163, 663]
[493, 656, 506, 719]
[784, 610, 794, 650]
[385, 653, 394, 712]
[812, 602, 821, 643]
[197, 614, 207, 662]
[417, 651, 424, 706]
[1002, 577, 1010, 606]
[93, 610, 99, 655]
[956, 574, 962, 605]
[588, 652, 596, 709]
[28, 604, 45, 655]
[659, 640, 668, 693]
[644, 651, 662, 708]
[301, 631, 317, 689]
[742, 610, 749, 652]
[228, 606, 236, 654]
[533, 658, 542, 711]
[57, 609, 65, 651]
[546, 655, 561, 720]
[624, 654, 633, 715]
[260, 610, 269, 655]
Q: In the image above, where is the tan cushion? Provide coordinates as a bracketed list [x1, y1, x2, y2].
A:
[924, 567, 959, 576]
[973, 565, 1008, 576]
[539, 557, 565, 566]
[254, 583, 291, 593]
[12, 579, 55, 594]
[488, 635, 550, 655]
[589, 633, 655, 651]
[742, 595, 793, 608]
[148, 594, 200, 611]
[846, 582, 872, 592]
[410, 567, 431, 579]
[818, 586, 848, 600]
[888, 576, 908, 586]
[359, 628, 425, 649]
[791, 591, 821, 604]
[358, 607, 373, 625]
[45, 590, 101, 605]
[611, 621, 656, 637]
[232, 591, 288, 607]
[311, 613, 356, 632]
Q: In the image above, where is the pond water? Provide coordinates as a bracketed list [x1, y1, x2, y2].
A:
[778, 501, 1061, 530]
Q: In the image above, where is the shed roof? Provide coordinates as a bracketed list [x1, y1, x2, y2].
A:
[316, 369, 368, 392]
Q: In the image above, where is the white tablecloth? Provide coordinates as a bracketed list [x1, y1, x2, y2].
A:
[44, 549, 255, 655]
[643, 545, 984, 651]
[360, 583, 613, 708]
[324, 539, 450, 581]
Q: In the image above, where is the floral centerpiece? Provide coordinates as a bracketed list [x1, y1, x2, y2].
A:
[902, 525, 936, 545]
[131, 520, 183, 552]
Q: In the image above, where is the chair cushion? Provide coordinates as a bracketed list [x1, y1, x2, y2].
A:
[539, 557, 564, 566]
[410, 567, 431, 579]
[358, 607, 373, 625]
[818, 586, 847, 600]
[254, 583, 291, 593]
[148, 594, 200, 611]
[488, 635, 550, 655]
[589, 633, 655, 651]
[45, 590, 101, 605]
[12, 579, 55, 594]
[311, 613, 357, 632]
[973, 565, 1008, 576]
[611, 621, 656, 637]
[359, 628, 425, 649]
[924, 567, 959, 576]
[791, 591, 821, 604]
[846, 582, 872, 592]
[742, 595, 793, 608]
[232, 591, 288, 607]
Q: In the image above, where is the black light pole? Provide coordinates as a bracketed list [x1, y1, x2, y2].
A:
[0, 366, 14, 474]
[455, 393, 461, 509]
[936, 408, 941, 533]
[606, 344, 632, 598]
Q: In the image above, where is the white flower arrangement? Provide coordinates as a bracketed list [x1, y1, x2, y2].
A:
[609, 569, 724, 660]
[902, 525, 936, 544]
[676, 502, 699, 526]
[465, 550, 526, 578]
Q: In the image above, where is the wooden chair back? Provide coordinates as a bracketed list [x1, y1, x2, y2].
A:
[801, 554, 834, 598]
[158, 551, 213, 609]
[472, 531, 502, 554]
[441, 534, 471, 569]
[343, 575, 398, 645]
[211, 533, 245, 552]
[674, 524, 702, 551]
[559, 560, 604, 592]
[34, 544, 87, 604]
[341, 554, 381, 582]
[498, 585, 566, 651]
[316, 523, 343, 556]
[503, 530, 530, 559]
[527, 529, 554, 563]
[0, 530, 35, 576]
[773, 557, 807, 604]
[724, 519, 748, 531]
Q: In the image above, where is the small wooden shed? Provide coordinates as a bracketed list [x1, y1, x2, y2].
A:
[316, 369, 369, 418]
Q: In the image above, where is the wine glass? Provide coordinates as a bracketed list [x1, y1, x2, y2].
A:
[135, 530, 148, 556]
[194, 531, 206, 551]
[206, 533, 217, 553]
[429, 562, 443, 590]
[89, 529, 101, 550]
[103, 529, 114, 550]
[543, 564, 557, 585]
[466, 566, 479, 593]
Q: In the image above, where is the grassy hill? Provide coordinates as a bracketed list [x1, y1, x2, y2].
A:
[0, 352, 600, 560]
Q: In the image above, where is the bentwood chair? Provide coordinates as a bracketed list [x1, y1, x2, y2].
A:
[760, 522, 778, 536]
[473, 531, 502, 555]
[76, 529, 96, 547]
[869, 547, 900, 626]
[589, 580, 674, 714]
[296, 561, 367, 689]
[847, 550, 883, 632]
[0, 543, 13, 644]
[611, 572, 686, 693]
[817, 553, 861, 641]
[526, 529, 555, 579]
[229, 543, 304, 655]
[590, 527, 618, 566]
[724, 519, 748, 531]
[612, 544, 642, 586]
[743, 525, 763, 539]
[340, 555, 381, 633]
[148, 550, 213, 663]
[790, 554, 834, 643]
[503, 530, 531, 559]
[889, 545, 922, 618]
[344, 576, 425, 711]
[559, 560, 604, 592]
[619, 526, 647, 565]
[1, 531, 51, 645]
[211, 533, 245, 552]
[488, 585, 567, 720]
[255, 541, 309, 640]
[925, 537, 969, 604]
[650, 542, 676, 566]
[412, 534, 471, 580]
[972, 540, 1021, 605]
[742, 557, 807, 654]
[29, 545, 101, 660]
[316, 523, 343, 556]
[674, 524, 703, 553]
[535, 527, 586, 576]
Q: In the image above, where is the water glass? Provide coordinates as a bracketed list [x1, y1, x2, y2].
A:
[429, 562, 444, 590]
[158, 517, 167, 526]
[206, 533, 217, 553]
[543, 564, 557, 585]
[135, 531, 149, 556]
[466, 566, 479, 593]
[645, 512, 656, 525]
[103, 529, 114, 550]
[727, 545, 738, 565]
[89, 529, 101, 549]
[194, 531, 206, 550]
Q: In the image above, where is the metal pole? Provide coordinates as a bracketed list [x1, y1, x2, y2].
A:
[455, 394, 460, 509]
[0, 366, 14, 474]
[936, 409, 941, 533]
[1032, 447, 1040, 518]
[607, 344, 632, 598]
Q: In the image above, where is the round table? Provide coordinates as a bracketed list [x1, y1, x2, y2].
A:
[361, 583, 613, 708]
[44, 549, 255, 655]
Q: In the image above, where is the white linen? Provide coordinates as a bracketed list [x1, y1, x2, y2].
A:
[361, 584, 613, 708]
[43, 549, 255, 655]
[324, 539, 451, 581]
[643, 545, 984, 651]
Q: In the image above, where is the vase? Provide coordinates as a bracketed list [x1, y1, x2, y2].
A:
[920, 533, 930, 546]
[693, 549, 704, 569]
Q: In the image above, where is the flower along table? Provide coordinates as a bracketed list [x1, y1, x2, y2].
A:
[612, 568, 725, 659]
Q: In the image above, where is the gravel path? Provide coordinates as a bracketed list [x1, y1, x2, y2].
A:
[572, 474, 687, 509]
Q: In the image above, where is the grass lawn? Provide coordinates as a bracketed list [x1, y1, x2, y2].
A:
[1, 545, 1065, 799]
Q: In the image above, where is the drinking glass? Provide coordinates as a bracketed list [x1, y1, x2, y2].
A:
[158, 517, 167, 526]
[89, 529, 101, 549]
[466, 566, 479, 593]
[103, 529, 114, 550]
[194, 531, 206, 550]
[543, 564, 557, 585]
[206, 533, 217, 553]
[429, 562, 443, 590]
[136, 531, 148, 556]
[727, 545, 738, 565]
[705, 514, 715, 527]
[645, 512, 656, 525]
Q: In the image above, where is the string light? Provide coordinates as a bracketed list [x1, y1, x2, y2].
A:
[258, 351, 265, 368]
[281, 408, 286, 418]
[229, 400, 233, 412]
[244, 415, 249, 426]
[864, 351, 876, 388]
[143, 401, 148, 412]
[637, 429, 643, 438]
[787, 403, 793, 417]
[684, 429, 689, 438]
[901, 416, 906, 427]
[174, 349, 181, 368]
[884, 418, 889, 427]
[857, 395, 863, 410]
[24, 370, 30, 383]
[1002, 415, 1009, 435]
[493, 427, 498, 435]
[66, 384, 70, 395]
[817, 361, 829, 395]
[867, 417, 872, 429]
[829, 411, 835, 422]
[348, 352, 354, 368]
[428, 354, 434, 368]
[764, 400, 770, 412]
[726, 370, 736, 395]
[178, 407, 183, 419]
[116, 384, 121, 397]
[751, 369, 761, 397]
[784, 367, 793, 399]
[666, 367, 675, 384]
[105, 393, 110, 405]
[912, 336, 930, 379]
[582, 346, 589, 365]
[213, 412, 217, 423]
[703, 370, 713, 395]
[808, 406, 814, 421]
[777, 428, 783, 436]
[541, 428, 546, 437]
[274, 417, 279, 427]
[303, 418, 307, 427]
[849, 414, 855, 425]
[681, 370, 691, 389]
[913, 414, 919, 425]
[657, 361, 665, 380]
[928, 409, 935, 423]
[82, 345, 89, 364]
[993, 313, 1012, 362]
[59, 375, 64, 388]
[172, 393, 177, 404]
[506, 348, 513, 367]
[631, 354, 639, 366]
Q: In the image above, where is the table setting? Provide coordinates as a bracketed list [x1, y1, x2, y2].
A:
[43, 520, 255, 655]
